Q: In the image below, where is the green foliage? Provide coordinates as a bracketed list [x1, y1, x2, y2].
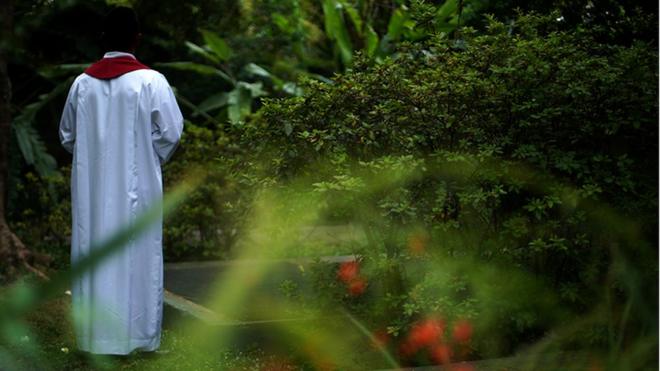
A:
[160, 28, 301, 127]
[10, 74, 76, 179]
[160, 122, 248, 261]
[242, 11, 658, 360]
[473, 0, 657, 46]
[319, 0, 483, 68]
[250, 12, 657, 217]
[8, 171, 71, 270]
[322, 0, 355, 66]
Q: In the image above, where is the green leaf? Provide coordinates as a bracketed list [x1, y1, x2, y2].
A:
[13, 122, 34, 164]
[37, 64, 87, 79]
[155, 61, 216, 74]
[272, 12, 293, 34]
[435, 0, 464, 33]
[322, 0, 353, 65]
[282, 82, 304, 96]
[155, 62, 234, 84]
[185, 41, 220, 64]
[226, 86, 253, 126]
[195, 92, 229, 116]
[386, 7, 407, 40]
[237, 81, 268, 98]
[436, 0, 458, 20]
[243, 63, 287, 89]
[301, 72, 334, 85]
[200, 29, 232, 61]
[284, 122, 293, 136]
[365, 25, 379, 57]
[9, 76, 71, 178]
[13, 120, 57, 177]
[243, 63, 272, 79]
[340, 0, 363, 35]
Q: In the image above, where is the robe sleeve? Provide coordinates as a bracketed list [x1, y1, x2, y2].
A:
[59, 78, 79, 154]
[150, 74, 184, 165]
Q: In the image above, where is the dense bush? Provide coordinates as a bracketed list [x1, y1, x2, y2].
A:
[242, 12, 658, 361]
[160, 122, 251, 261]
[248, 12, 657, 241]
[9, 170, 70, 270]
[252, 13, 657, 204]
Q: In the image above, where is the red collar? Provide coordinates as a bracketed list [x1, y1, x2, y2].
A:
[84, 56, 150, 79]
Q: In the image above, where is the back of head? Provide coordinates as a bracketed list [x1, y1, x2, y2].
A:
[101, 6, 140, 52]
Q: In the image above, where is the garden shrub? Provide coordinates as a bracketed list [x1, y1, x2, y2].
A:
[9, 170, 71, 270]
[251, 13, 657, 212]
[161, 121, 249, 261]
[241, 12, 658, 361]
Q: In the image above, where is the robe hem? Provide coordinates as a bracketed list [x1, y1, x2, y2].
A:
[75, 335, 161, 355]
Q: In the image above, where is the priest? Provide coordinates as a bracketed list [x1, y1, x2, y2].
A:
[59, 7, 184, 355]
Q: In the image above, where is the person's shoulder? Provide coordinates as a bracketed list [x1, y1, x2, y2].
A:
[128, 69, 172, 91]
[72, 72, 91, 85]
[131, 69, 168, 83]
[68, 73, 91, 93]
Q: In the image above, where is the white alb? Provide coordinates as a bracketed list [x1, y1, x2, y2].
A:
[59, 51, 184, 355]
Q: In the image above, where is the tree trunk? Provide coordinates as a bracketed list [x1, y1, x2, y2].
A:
[0, 0, 49, 282]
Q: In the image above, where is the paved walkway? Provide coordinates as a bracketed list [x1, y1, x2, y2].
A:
[163, 255, 357, 323]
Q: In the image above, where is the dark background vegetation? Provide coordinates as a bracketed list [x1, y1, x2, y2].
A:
[0, 0, 657, 369]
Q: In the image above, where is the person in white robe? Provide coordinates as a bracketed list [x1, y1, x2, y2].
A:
[58, 7, 184, 355]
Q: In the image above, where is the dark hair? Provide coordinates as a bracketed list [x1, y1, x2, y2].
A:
[101, 7, 140, 52]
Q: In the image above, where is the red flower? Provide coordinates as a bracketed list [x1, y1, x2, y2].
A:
[430, 343, 452, 364]
[407, 318, 445, 351]
[452, 319, 473, 344]
[348, 277, 367, 296]
[337, 261, 359, 283]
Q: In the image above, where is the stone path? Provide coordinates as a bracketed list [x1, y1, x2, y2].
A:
[163, 254, 357, 324]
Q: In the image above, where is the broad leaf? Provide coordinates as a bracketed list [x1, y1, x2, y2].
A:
[243, 63, 286, 89]
[13, 122, 34, 164]
[200, 30, 232, 61]
[13, 121, 57, 177]
[282, 82, 304, 96]
[185, 41, 220, 64]
[365, 25, 379, 57]
[435, 0, 470, 34]
[155, 62, 234, 84]
[341, 0, 363, 35]
[195, 92, 229, 116]
[272, 12, 293, 34]
[9, 76, 72, 178]
[436, 0, 459, 21]
[283, 122, 293, 136]
[322, 0, 353, 66]
[386, 7, 407, 40]
[243, 63, 272, 79]
[38, 64, 87, 79]
[237, 81, 268, 98]
[226, 86, 253, 126]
